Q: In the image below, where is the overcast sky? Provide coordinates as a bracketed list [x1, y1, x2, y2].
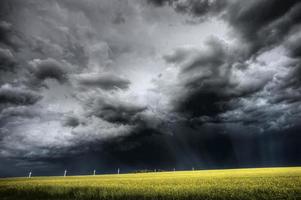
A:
[0, 0, 301, 177]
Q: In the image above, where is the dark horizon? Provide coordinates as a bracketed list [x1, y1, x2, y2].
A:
[2, 128, 301, 178]
[1, 0, 301, 177]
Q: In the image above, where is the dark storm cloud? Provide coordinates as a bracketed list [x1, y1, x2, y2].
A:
[222, 0, 301, 131]
[173, 0, 227, 17]
[30, 58, 68, 84]
[0, 0, 145, 165]
[0, 20, 26, 52]
[0, 21, 12, 41]
[88, 97, 146, 124]
[225, 0, 301, 55]
[159, 0, 301, 129]
[0, 107, 39, 138]
[265, 34, 301, 106]
[76, 73, 131, 91]
[0, 21, 18, 49]
[146, 0, 172, 7]
[0, 106, 38, 119]
[164, 38, 229, 69]
[164, 38, 269, 119]
[286, 35, 301, 58]
[112, 12, 126, 25]
[163, 47, 194, 64]
[181, 38, 228, 72]
[169, 38, 233, 117]
[63, 116, 80, 128]
[147, 0, 227, 18]
[150, 0, 301, 55]
[1, 0, 301, 177]
[0, 48, 15, 71]
[0, 86, 42, 106]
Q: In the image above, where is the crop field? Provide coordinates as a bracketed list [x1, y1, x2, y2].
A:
[0, 167, 301, 200]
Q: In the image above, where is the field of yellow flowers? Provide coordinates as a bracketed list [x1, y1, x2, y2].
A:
[1, 167, 301, 200]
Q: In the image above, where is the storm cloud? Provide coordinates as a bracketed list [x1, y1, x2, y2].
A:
[0, 0, 301, 177]
[0, 85, 41, 106]
[88, 96, 146, 124]
[29, 58, 68, 84]
[0, 48, 15, 71]
[75, 73, 131, 91]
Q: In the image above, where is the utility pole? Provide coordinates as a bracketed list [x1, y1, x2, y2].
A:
[93, 170, 96, 176]
[28, 171, 32, 178]
[64, 169, 67, 177]
[117, 168, 120, 174]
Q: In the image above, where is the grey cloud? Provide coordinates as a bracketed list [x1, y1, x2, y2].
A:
[75, 73, 131, 90]
[0, 106, 38, 119]
[158, 0, 301, 131]
[182, 38, 228, 72]
[0, 48, 15, 71]
[165, 38, 266, 118]
[268, 89, 301, 105]
[220, 98, 301, 131]
[286, 35, 301, 58]
[163, 47, 197, 64]
[0, 85, 42, 106]
[152, 0, 301, 56]
[147, 0, 227, 17]
[30, 58, 68, 84]
[0, 106, 39, 135]
[0, 20, 25, 50]
[0, 21, 14, 48]
[173, 0, 227, 17]
[0, 0, 144, 162]
[146, 0, 173, 7]
[88, 96, 146, 124]
[225, 0, 301, 55]
[0, 21, 11, 34]
[63, 116, 80, 128]
[1, 0, 301, 174]
[0, 109, 136, 160]
[223, 1, 301, 131]
[112, 12, 126, 25]
[280, 63, 301, 89]
[268, 33, 301, 102]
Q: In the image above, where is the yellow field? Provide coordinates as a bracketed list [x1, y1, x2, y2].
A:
[1, 167, 301, 200]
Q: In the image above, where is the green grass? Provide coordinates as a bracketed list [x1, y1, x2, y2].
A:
[1, 167, 301, 200]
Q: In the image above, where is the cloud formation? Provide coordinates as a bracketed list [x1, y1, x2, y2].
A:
[75, 73, 131, 91]
[0, 48, 15, 71]
[151, 0, 301, 131]
[88, 96, 146, 124]
[29, 58, 68, 84]
[0, 0, 301, 176]
[0, 85, 41, 106]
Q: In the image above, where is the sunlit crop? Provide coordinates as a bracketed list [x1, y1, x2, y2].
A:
[1, 167, 301, 200]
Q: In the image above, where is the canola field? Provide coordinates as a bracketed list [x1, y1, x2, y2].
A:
[1, 167, 301, 200]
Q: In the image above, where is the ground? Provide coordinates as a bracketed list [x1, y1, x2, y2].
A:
[1, 167, 301, 200]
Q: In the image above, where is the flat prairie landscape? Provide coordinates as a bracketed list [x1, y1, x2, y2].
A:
[1, 167, 301, 200]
